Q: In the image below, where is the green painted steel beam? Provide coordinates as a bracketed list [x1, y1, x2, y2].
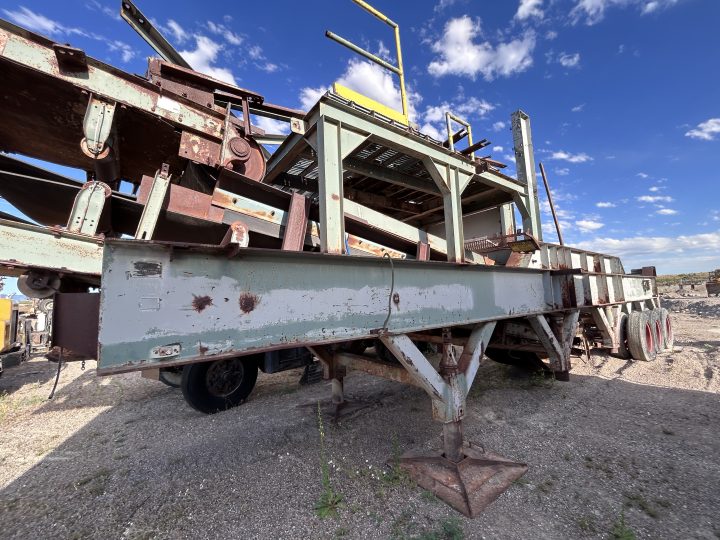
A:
[96, 240, 655, 374]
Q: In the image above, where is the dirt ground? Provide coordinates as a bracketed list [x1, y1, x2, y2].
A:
[1, 287, 719, 540]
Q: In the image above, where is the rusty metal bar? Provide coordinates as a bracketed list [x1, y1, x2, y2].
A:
[539, 162, 564, 245]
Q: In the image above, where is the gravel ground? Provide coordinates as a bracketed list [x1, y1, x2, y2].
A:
[1, 292, 719, 539]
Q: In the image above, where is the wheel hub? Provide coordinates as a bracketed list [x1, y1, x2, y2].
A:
[205, 358, 245, 397]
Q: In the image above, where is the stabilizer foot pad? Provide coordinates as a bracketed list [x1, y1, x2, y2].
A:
[400, 444, 527, 517]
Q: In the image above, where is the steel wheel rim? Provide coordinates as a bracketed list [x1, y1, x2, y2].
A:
[205, 358, 245, 397]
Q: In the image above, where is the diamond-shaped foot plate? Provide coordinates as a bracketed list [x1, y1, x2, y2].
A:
[400, 444, 527, 517]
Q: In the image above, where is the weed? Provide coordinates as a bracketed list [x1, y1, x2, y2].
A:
[314, 402, 343, 519]
[611, 512, 636, 540]
[383, 434, 410, 486]
[421, 490, 440, 503]
[624, 493, 658, 518]
[537, 479, 554, 494]
[528, 370, 554, 388]
[415, 517, 464, 540]
[577, 515, 596, 533]
[335, 527, 349, 538]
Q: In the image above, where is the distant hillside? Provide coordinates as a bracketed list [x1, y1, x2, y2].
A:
[657, 272, 711, 286]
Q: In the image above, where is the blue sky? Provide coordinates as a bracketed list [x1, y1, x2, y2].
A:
[1, 0, 719, 288]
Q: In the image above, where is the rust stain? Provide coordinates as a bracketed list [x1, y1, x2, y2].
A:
[331, 194, 340, 201]
[192, 294, 213, 312]
[239, 292, 259, 314]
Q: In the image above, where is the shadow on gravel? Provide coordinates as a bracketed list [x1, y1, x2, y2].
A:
[0, 355, 61, 394]
[1, 363, 720, 540]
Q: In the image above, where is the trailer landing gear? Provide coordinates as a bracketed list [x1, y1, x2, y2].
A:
[379, 326, 528, 517]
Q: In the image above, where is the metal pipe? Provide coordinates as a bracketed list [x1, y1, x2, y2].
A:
[324, 31, 400, 75]
[539, 162, 564, 245]
[394, 26, 409, 122]
[443, 421, 464, 463]
[352, 0, 398, 27]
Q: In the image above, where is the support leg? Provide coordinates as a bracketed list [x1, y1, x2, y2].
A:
[380, 330, 527, 517]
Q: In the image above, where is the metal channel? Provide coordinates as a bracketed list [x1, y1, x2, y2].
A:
[97, 241, 655, 373]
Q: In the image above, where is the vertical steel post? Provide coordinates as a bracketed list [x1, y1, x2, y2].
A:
[511, 111, 543, 240]
[317, 116, 345, 254]
[439, 328, 464, 462]
[135, 164, 170, 240]
[442, 167, 465, 263]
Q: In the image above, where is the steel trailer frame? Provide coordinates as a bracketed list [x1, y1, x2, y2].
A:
[0, 6, 666, 516]
[93, 97, 660, 516]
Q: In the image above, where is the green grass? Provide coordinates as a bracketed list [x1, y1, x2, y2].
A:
[611, 512, 636, 540]
[314, 402, 344, 519]
[624, 492, 659, 519]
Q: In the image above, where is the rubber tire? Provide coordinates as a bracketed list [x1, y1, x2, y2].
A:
[649, 309, 664, 354]
[181, 358, 258, 414]
[659, 307, 674, 350]
[485, 348, 549, 372]
[627, 311, 656, 362]
[159, 368, 182, 388]
[610, 312, 631, 359]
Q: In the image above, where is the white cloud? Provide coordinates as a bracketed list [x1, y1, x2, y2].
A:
[685, 118, 720, 141]
[555, 167, 570, 176]
[576, 231, 720, 261]
[258, 62, 278, 73]
[636, 172, 649, 178]
[108, 40, 135, 63]
[434, 0, 458, 12]
[428, 16, 536, 80]
[180, 35, 237, 86]
[167, 20, 188, 44]
[558, 52, 581, 68]
[252, 115, 290, 136]
[571, 103, 585, 112]
[549, 150, 592, 163]
[656, 208, 677, 215]
[571, 0, 682, 26]
[337, 59, 420, 118]
[207, 21, 243, 46]
[2, 6, 85, 36]
[648, 185, 661, 192]
[596, 201, 616, 208]
[576, 219, 604, 232]
[299, 86, 329, 110]
[545, 30, 558, 40]
[642, 0, 680, 14]
[516, 0, 544, 20]
[493, 121, 506, 131]
[85, 0, 121, 21]
[493, 145, 504, 152]
[248, 45, 264, 60]
[637, 195, 673, 203]
[419, 97, 492, 141]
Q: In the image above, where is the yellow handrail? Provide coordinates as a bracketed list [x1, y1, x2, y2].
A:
[326, 1, 409, 125]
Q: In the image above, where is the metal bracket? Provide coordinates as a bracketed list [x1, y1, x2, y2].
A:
[527, 312, 579, 372]
[66, 181, 111, 236]
[81, 95, 116, 158]
[135, 164, 171, 240]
